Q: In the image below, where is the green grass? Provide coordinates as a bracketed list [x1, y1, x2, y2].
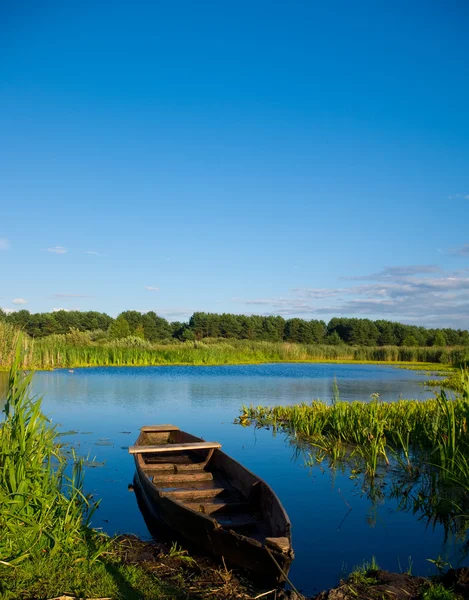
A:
[348, 556, 380, 586]
[422, 584, 459, 600]
[0, 538, 175, 600]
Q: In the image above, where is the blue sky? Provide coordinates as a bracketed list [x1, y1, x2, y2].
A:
[1, 1, 468, 327]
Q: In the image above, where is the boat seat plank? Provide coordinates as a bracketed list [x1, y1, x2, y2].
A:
[187, 501, 250, 515]
[146, 462, 205, 472]
[129, 442, 221, 454]
[162, 487, 226, 500]
[152, 472, 213, 484]
[140, 425, 179, 432]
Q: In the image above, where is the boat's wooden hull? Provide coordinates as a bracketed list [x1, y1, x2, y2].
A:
[133, 457, 293, 583]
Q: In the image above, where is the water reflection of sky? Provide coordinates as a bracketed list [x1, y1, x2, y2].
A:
[0, 364, 458, 595]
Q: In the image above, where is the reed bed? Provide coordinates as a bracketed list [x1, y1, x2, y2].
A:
[0, 339, 98, 565]
[1, 321, 467, 370]
[239, 369, 469, 480]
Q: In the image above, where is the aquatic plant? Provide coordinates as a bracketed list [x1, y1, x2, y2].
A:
[0, 338, 97, 564]
[239, 369, 469, 479]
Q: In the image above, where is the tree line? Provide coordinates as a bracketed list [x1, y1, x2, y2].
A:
[1, 309, 468, 347]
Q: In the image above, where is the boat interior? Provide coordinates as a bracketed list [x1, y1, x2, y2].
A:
[129, 425, 289, 549]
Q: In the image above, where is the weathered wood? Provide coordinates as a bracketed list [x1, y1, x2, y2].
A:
[265, 537, 291, 553]
[161, 486, 226, 500]
[188, 500, 249, 515]
[140, 425, 179, 432]
[146, 462, 205, 472]
[131, 424, 294, 583]
[152, 471, 213, 484]
[129, 441, 221, 454]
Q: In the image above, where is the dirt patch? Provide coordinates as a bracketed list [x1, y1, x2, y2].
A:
[440, 567, 469, 598]
[315, 569, 429, 600]
[113, 534, 299, 599]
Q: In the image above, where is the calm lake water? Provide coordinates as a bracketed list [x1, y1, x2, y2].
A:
[1, 363, 462, 595]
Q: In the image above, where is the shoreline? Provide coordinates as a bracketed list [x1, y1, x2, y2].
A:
[0, 358, 455, 373]
[29, 533, 466, 600]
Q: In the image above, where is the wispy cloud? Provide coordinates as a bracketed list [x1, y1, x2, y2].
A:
[144, 286, 160, 291]
[12, 298, 27, 305]
[52, 307, 72, 312]
[85, 251, 104, 256]
[233, 265, 469, 328]
[45, 246, 67, 254]
[447, 243, 469, 257]
[343, 265, 440, 281]
[449, 194, 469, 200]
[0, 238, 10, 250]
[53, 293, 92, 298]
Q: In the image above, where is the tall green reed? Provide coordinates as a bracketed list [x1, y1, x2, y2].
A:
[1, 321, 468, 370]
[239, 369, 469, 478]
[0, 338, 97, 565]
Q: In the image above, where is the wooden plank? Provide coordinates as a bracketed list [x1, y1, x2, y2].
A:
[187, 501, 249, 515]
[162, 487, 226, 500]
[128, 441, 221, 454]
[153, 472, 213, 484]
[140, 425, 179, 432]
[146, 462, 205, 472]
[266, 537, 291, 553]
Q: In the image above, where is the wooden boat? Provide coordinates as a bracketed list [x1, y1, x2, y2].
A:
[129, 424, 294, 583]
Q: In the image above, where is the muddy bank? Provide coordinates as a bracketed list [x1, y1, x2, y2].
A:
[314, 567, 469, 600]
[109, 536, 469, 600]
[111, 534, 298, 599]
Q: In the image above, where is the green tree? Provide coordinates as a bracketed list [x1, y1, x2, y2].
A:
[141, 312, 171, 341]
[326, 331, 342, 345]
[119, 311, 143, 334]
[134, 324, 145, 339]
[108, 316, 130, 339]
[402, 334, 419, 347]
[432, 331, 447, 347]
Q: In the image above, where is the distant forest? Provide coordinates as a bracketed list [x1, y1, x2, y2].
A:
[1, 309, 468, 347]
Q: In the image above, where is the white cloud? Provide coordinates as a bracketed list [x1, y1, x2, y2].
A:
[52, 308, 71, 312]
[12, 298, 27, 305]
[0, 238, 10, 250]
[45, 246, 67, 254]
[85, 251, 104, 256]
[1, 307, 15, 314]
[145, 286, 160, 291]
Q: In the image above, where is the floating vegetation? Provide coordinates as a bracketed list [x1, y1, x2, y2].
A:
[237, 370, 469, 480]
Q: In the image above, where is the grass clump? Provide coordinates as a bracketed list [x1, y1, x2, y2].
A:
[349, 556, 380, 586]
[422, 584, 459, 600]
